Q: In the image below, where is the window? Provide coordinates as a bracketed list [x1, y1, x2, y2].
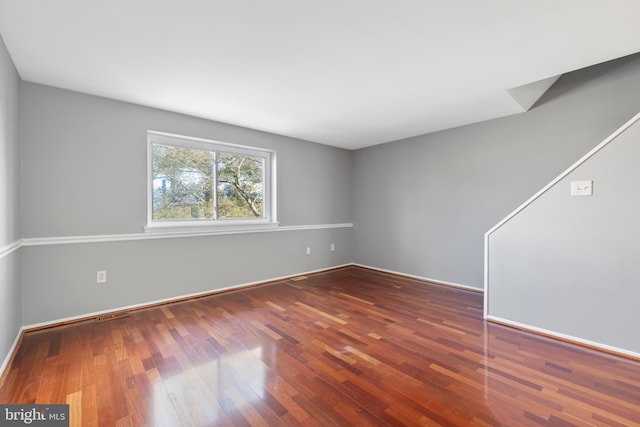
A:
[147, 131, 276, 229]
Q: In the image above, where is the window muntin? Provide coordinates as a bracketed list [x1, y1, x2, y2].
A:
[148, 132, 274, 227]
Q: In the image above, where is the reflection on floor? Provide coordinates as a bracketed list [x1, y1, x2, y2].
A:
[1, 266, 639, 426]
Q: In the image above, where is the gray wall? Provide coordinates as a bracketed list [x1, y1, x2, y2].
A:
[0, 34, 22, 369]
[487, 115, 640, 354]
[20, 83, 353, 325]
[21, 84, 353, 237]
[353, 53, 640, 289]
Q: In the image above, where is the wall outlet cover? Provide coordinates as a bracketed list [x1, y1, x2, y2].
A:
[571, 180, 593, 196]
[97, 270, 107, 283]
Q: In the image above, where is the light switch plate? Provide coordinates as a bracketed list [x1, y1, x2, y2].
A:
[571, 180, 592, 196]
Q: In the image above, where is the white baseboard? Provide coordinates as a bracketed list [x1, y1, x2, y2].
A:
[487, 315, 640, 360]
[352, 263, 483, 293]
[0, 327, 24, 385]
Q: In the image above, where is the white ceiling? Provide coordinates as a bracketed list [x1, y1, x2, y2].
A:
[1, 1, 640, 150]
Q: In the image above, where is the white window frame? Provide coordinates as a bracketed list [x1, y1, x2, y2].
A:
[146, 131, 277, 232]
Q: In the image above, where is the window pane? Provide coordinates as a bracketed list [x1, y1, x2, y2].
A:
[152, 144, 215, 220]
[216, 152, 264, 219]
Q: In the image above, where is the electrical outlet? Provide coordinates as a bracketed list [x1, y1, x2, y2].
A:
[330, 243, 335, 252]
[306, 247, 311, 255]
[97, 270, 107, 284]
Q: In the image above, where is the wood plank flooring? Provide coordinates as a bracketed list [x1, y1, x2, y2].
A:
[1, 266, 639, 426]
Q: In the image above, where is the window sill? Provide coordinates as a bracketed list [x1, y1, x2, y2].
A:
[144, 221, 280, 237]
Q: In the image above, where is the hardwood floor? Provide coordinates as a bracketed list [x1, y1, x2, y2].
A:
[1, 266, 639, 426]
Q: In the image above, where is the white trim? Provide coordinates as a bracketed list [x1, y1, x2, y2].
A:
[22, 264, 354, 331]
[148, 130, 275, 154]
[0, 240, 21, 260]
[484, 111, 640, 318]
[20, 223, 353, 247]
[144, 221, 280, 233]
[483, 233, 489, 319]
[485, 111, 640, 237]
[487, 315, 640, 360]
[0, 327, 24, 380]
[353, 263, 483, 293]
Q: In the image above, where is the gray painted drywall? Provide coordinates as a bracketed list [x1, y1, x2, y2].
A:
[487, 115, 640, 354]
[20, 83, 353, 325]
[0, 34, 22, 369]
[353, 53, 640, 289]
[0, 36, 20, 245]
[21, 83, 352, 237]
[22, 228, 352, 324]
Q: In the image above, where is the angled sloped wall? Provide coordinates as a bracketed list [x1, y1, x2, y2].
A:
[486, 113, 640, 357]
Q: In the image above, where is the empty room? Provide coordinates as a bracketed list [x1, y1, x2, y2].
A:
[1, 1, 640, 426]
